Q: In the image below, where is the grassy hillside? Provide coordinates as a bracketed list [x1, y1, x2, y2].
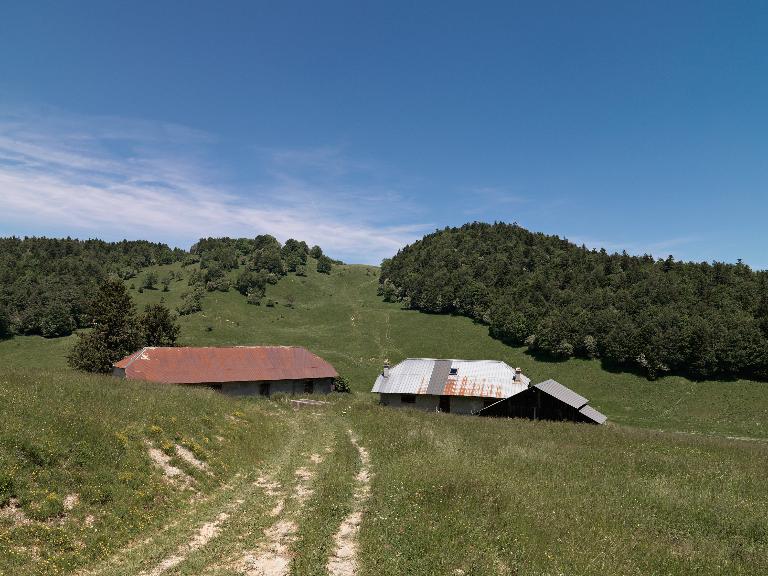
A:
[3, 259, 766, 438]
[0, 369, 292, 575]
[1, 259, 767, 575]
[1, 373, 766, 576]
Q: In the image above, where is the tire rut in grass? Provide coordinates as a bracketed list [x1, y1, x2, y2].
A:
[139, 510, 232, 576]
[326, 431, 372, 576]
[233, 449, 330, 576]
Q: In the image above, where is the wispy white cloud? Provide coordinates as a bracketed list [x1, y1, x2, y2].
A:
[0, 110, 428, 263]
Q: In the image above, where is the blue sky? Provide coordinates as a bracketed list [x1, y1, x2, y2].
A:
[0, 1, 766, 266]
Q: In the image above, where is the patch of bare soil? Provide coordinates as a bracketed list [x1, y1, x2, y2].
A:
[0, 495, 82, 528]
[326, 431, 372, 576]
[175, 445, 212, 474]
[139, 511, 230, 576]
[63, 493, 79, 511]
[236, 519, 297, 576]
[144, 440, 195, 488]
[290, 399, 330, 410]
[0, 498, 32, 526]
[309, 453, 323, 464]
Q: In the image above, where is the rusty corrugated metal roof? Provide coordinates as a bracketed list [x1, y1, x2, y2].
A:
[113, 346, 338, 384]
[372, 358, 530, 398]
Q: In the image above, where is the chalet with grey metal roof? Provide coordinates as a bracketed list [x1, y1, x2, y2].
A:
[372, 359, 606, 424]
[372, 358, 531, 415]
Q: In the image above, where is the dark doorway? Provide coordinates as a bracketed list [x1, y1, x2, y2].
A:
[439, 396, 451, 413]
[304, 381, 314, 394]
[259, 382, 270, 396]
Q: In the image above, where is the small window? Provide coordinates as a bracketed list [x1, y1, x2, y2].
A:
[449, 367, 458, 376]
[304, 381, 314, 394]
[401, 394, 416, 404]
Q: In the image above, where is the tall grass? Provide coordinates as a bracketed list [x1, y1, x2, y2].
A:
[0, 369, 290, 575]
[352, 402, 768, 575]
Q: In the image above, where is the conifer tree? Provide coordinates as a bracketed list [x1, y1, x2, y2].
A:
[68, 278, 141, 373]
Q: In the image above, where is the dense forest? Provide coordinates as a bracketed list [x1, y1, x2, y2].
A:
[380, 222, 768, 380]
[0, 235, 335, 339]
[0, 238, 184, 339]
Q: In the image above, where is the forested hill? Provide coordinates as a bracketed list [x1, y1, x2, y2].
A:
[379, 222, 768, 380]
[0, 238, 184, 339]
[0, 235, 334, 340]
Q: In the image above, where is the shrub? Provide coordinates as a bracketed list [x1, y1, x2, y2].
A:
[139, 303, 180, 346]
[333, 376, 351, 393]
[236, 269, 267, 296]
[142, 271, 158, 290]
[317, 255, 333, 274]
[177, 288, 204, 316]
[246, 291, 263, 305]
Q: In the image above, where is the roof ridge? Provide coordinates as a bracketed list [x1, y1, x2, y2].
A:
[121, 347, 147, 371]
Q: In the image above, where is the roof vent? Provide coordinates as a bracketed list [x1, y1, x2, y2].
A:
[449, 367, 458, 376]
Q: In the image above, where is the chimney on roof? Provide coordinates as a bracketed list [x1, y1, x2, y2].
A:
[513, 367, 522, 381]
[383, 362, 390, 378]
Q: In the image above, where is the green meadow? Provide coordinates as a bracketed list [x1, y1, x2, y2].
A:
[1, 260, 767, 575]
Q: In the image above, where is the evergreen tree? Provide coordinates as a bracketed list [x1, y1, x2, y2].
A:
[68, 278, 141, 373]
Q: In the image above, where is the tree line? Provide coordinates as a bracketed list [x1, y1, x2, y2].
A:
[0, 236, 336, 339]
[68, 278, 180, 372]
[0, 237, 184, 339]
[186, 236, 334, 306]
[379, 222, 768, 380]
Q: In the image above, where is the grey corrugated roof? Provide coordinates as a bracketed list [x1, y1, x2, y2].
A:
[372, 358, 433, 394]
[372, 358, 530, 398]
[534, 379, 589, 409]
[427, 360, 452, 395]
[579, 405, 607, 425]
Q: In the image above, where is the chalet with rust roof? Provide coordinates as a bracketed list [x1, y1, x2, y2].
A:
[372, 358, 606, 424]
[113, 346, 338, 396]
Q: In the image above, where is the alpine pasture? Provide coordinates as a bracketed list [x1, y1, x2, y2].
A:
[1, 259, 767, 575]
